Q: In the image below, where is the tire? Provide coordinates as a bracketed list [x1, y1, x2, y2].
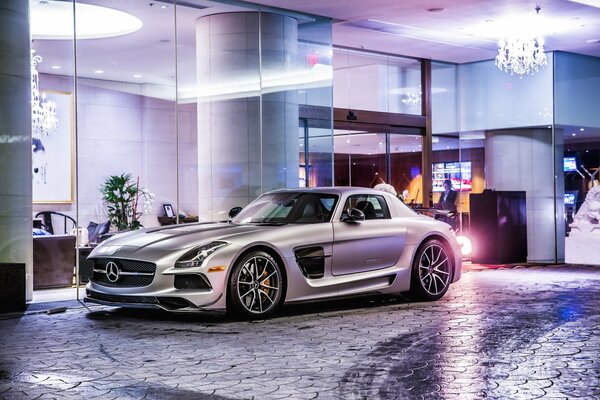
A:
[409, 239, 453, 301]
[228, 251, 284, 319]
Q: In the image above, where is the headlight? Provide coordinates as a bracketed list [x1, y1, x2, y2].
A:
[175, 241, 228, 268]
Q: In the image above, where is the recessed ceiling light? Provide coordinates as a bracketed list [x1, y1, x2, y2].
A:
[572, 133, 577, 136]
[580, 128, 585, 131]
[160, 5, 168, 9]
[94, 69, 104, 74]
[133, 74, 143, 78]
[51, 65, 61, 69]
[30, 0, 143, 40]
[427, 7, 446, 12]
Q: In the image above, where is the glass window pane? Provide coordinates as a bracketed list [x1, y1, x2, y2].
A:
[387, 55, 421, 115]
[334, 131, 387, 187]
[389, 134, 423, 205]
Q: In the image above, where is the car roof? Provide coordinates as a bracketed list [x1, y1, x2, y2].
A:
[266, 186, 388, 196]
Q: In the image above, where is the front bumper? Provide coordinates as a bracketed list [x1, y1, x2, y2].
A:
[85, 287, 225, 313]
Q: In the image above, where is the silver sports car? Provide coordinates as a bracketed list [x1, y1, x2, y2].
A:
[85, 187, 462, 318]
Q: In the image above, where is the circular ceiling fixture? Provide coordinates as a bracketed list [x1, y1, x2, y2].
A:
[30, 0, 143, 40]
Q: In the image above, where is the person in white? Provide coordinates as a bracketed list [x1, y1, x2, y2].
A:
[370, 174, 398, 196]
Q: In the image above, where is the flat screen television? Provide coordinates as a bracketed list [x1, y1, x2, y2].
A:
[432, 161, 472, 192]
[563, 156, 577, 172]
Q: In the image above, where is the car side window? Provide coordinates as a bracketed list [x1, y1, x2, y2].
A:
[341, 194, 391, 220]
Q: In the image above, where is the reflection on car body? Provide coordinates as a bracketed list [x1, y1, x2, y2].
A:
[85, 187, 462, 318]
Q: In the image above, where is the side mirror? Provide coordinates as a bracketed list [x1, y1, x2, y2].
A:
[342, 208, 365, 223]
[228, 206, 242, 219]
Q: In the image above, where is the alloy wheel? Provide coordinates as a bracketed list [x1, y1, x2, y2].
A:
[236, 255, 281, 314]
[418, 243, 451, 296]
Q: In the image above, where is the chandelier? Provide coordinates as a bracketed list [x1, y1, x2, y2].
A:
[31, 50, 58, 136]
[495, 7, 547, 76]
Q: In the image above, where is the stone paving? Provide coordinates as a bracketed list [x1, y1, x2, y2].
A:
[0, 264, 599, 399]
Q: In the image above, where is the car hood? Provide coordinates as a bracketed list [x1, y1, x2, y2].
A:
[91, 222, 272, 254]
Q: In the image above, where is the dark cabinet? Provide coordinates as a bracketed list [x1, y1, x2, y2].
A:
[469, 191, 527, 264]
[33, 235, 76, 289]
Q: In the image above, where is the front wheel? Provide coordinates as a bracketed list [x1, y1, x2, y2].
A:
[228, 251, 284, 319]
[409, 239, 453, 301]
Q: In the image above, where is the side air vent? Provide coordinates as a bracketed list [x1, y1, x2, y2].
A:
[295, 247, 326, 279]
[174, 274, 212, 290]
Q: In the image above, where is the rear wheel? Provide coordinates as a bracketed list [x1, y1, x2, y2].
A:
[228, 251, 284, 319]
[409, 239, 453, 301]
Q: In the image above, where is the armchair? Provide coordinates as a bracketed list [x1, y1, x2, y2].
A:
[34, 211, 76, 235]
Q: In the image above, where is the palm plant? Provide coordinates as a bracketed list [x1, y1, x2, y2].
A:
[100, 173, 153, 230]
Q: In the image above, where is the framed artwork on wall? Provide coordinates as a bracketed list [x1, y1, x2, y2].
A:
[32, 90, 74, 204]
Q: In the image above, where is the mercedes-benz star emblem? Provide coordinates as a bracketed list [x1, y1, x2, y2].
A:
[105, 261, 120, 283]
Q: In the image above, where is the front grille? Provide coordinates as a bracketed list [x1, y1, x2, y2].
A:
[91, 259, 156, 287]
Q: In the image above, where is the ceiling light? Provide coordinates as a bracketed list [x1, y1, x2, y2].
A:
[94, 70, 104, 74]
[30, 0, 143, 40]
[580, 128, 585, 131]
[566, 0, 600, 8]
[133, 74, 143, 78]
[495, 7, 547, 75]
[572, 133, 577, 136]
[586, 39, 600, 43]
[50, 65, 61, 69]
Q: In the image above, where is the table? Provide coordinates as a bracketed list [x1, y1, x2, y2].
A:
[157, 216, 199, 226]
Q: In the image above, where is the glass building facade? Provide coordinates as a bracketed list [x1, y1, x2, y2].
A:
[1, 0, 600, 302]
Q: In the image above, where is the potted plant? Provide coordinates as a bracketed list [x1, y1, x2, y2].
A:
[100, 173, 154, 231]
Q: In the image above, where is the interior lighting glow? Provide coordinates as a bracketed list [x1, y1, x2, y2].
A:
[30, 0, 143, 40]
[456, 235, 472, 256]
[466, 11, 578, 39]
[50, 65, 61, 69]
[94, 70, 104, 74]
[567, 0, 600, 8]
[181, 63, 333, 102]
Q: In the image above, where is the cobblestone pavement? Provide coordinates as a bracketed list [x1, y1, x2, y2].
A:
[1, 264, 599, 399]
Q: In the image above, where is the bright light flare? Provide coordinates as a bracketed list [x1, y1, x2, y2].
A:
[30, 0, 143, 40]
[456, 235, 472, 256]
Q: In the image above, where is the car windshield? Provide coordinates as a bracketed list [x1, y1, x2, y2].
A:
[233, 192, 338, 224]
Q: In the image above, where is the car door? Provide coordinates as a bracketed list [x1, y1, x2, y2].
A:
[331, 194, 406, 276]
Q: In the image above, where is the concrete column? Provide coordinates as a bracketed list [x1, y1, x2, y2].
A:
[196, 12, 299, 220]
[0, 1, 33, 300]
[485, 128, 564, 263]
